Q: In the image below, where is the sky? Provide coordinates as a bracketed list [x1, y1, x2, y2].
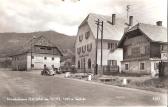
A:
[0, 0, 167, 36]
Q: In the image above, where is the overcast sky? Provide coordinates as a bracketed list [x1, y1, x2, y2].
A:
[0, 0, 167, 35]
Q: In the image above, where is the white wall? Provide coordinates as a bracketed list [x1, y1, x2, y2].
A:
[97, 48, 123, 70]
[27, 53, 60, 70]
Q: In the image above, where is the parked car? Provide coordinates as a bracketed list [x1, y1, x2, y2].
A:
[60, 65, 77, 73]
[41, 69, 55, 76]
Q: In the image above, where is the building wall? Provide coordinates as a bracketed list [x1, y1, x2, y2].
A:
[12, 53, 27, 71]
[121, 60, 151, 74]
[75, 23, 96, 73]
[97, 48, 123, 71]
[123, 35, 150, 61]
[27, 53, 60, 70]
[121, 34, 152, 74]
[121, 34, 166, 75]
[75, 23, 123, 73]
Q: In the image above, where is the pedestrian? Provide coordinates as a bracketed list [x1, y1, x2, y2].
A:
[41, 64, 50, 75]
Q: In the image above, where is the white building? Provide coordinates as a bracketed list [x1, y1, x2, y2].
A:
[11, 36, 63, 71]
[75, 13, 126, 74]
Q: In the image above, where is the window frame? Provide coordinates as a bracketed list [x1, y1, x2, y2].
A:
[78, 60, 80, 69]
[88, 58, 91, 69]
[85, 31, 90, 39]
[125, 63, 129, 71]
[139, 62, 145, 71]
[31, 64, 34, 68]
[79, 35, 83, 42]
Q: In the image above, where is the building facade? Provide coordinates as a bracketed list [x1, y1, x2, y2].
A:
[75, 13, 125, 74]
[118, 22, 167, 76]
[11, 36, 63, 71]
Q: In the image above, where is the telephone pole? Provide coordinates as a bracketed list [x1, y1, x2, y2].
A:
[100, 21, 103, 68]
[95, 19, 99, 75]
[95, 19, 104, 75]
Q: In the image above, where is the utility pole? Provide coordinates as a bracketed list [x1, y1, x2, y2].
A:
[95, 19, 104, 75]
[100, 21, 103, 72]
[95, 19, 100, 75]
[31, 39, 33, 70]
[30, 36, 36, 70]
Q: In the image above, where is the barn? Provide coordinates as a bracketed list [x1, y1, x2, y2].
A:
[11, 36, 63, 71]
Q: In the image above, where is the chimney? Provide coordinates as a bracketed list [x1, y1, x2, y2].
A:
[112, 14, 116, 25]
[129, 16, 133, 26]
[156, 21, 162, 26]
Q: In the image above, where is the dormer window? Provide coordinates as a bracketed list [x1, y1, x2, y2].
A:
[85, 31, 90, 39]
[79, 35, 83, 42]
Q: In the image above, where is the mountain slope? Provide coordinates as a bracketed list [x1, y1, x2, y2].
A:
[0, 31, 76, 57]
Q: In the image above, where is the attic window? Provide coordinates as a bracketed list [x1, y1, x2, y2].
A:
[79, 35, 83, 42]
[85, 31, 90, 39]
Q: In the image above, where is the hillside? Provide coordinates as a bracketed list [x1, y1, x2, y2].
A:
[0, 31, 76, 57]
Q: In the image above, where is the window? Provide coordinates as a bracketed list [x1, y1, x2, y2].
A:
[125, 64, 129, 70]
[88, 59, 91, 69]
[85, 31, 90, 39]
[87, 43, 92, 52]
[108, 42, 117, 50]
[44, 57, 47, 60]
[140, 62, 145, 70]
[77, 47, 81, 55]
[108, 43, 111, 49]
[154, 63, 159, 70]
[107, 60, 117, 66]
[31, 64, 34, 68]
[47, 47, 51, 50]
[79, 35, 83, 42]
[31, 56, 34, 59]
[82, 45, 86, 53]
[40, 47, 45, 50]
[160, 45, 167, 51]
[52, 57, 54, 60]
[78, 60, 80, 69]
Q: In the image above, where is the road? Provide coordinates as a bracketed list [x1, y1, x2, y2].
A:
[0, 70, 167, 107]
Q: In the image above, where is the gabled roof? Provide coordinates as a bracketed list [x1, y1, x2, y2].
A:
[118, 23, 167, 48]
[9, 36, 63, 56]
[79, 13, 126, 40]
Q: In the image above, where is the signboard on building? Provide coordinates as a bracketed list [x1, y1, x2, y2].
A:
[161, 52, 168, 60]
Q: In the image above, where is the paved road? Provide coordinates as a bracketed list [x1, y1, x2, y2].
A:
[0, 70, 167, 107]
